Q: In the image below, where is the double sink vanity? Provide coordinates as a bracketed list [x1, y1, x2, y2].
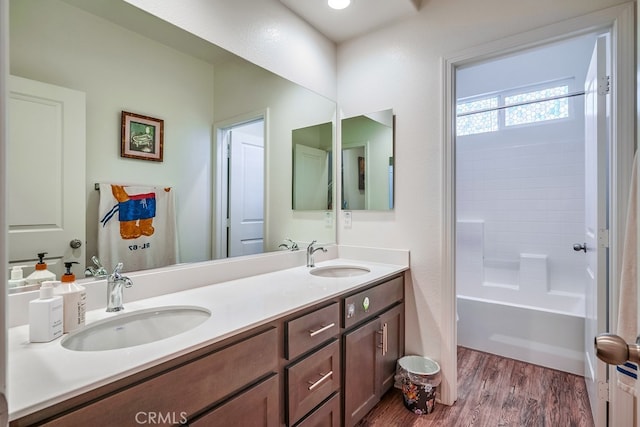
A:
[7, 246, 409, 426]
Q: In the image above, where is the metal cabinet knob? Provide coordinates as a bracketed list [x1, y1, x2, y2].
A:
[594, 333, 640, 365]
[70, 239, 82, 249]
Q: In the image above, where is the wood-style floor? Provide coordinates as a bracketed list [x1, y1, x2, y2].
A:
[358, 346, 594, 427]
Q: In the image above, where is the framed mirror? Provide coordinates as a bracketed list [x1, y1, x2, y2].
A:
[341, 109, 395, 211]
[292, 122, 334, 211]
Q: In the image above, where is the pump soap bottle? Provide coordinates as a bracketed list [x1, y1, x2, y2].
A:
[8, 265, 27, 288]
[25, 252, 56, 287]
[29, 280, 63, 342]
[54, 262, 86, 333]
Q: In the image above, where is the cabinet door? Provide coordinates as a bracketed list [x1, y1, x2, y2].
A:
[343, 318, 380, 427]
[190, 374, 279, 427]
[379, 303, 404, 394]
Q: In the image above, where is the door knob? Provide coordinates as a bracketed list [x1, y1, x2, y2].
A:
[70, 239, 82, 249]
[594, 333, 640, 365]
[573, 243, 587, 252]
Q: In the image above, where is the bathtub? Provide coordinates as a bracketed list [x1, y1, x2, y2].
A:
[457, 295, 585, 375]
[456, 220, 586, 375]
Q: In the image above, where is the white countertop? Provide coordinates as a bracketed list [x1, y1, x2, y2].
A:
[7, 257, 408, 420]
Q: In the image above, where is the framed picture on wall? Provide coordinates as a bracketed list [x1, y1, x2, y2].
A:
[121, 111, 164, 162]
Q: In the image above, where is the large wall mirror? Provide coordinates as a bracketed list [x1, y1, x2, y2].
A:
[292, 122, 334, 211]
[341, 109, 395, 211]
[8, 0, 336, 282]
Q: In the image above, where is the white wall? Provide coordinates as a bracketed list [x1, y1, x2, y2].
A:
[123, 0, 337, 101]
[336, 0, 630, 404]
[10, 0, 215, 266]
[213, 57, 336, 248]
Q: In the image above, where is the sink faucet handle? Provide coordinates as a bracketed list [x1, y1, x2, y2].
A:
[307, 240, 317, 250]
[91, 255, 104, 268]
[112, 262, 124, 277]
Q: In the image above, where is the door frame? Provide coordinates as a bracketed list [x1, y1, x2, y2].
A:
[441, 3, 635, 424]
[213, 110, 268, 259]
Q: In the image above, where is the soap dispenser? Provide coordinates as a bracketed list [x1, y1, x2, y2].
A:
[29, 280, 63, 342]
[8, 265, 27, 288]
[25, 252, 56, 287]
[54, 261, 86, 333]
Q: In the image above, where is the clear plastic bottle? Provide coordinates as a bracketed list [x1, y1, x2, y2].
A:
[25, 252, 56, 287]
[54, 262, 86, 333]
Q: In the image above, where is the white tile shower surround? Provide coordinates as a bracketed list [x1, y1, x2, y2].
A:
[456, 122, 586, 297]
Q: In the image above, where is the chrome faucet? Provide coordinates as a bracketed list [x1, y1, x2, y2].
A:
[279, 238, 299, 251]
[106, 262, 133, 312]
[306, 240, 327, 268]
[85, 255, 108, 278]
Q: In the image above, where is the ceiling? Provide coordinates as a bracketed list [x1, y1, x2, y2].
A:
[279, 0, 422, 43]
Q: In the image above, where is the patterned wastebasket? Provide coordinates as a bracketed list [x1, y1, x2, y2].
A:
[395, 355, 441, 415]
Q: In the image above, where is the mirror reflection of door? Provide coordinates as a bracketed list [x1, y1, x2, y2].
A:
[8, 76, 86, 280]
[291, 122, 333, 211]
[293, 144, 330, 210]
[225, 119, 265, 257]
[342, 146, 366, 210]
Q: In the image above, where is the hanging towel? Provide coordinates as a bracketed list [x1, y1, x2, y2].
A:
[98, 183, 178, 273]
[616, 151, 638, 395]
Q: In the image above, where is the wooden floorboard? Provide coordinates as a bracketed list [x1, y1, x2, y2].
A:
[357, 347, 594, 427]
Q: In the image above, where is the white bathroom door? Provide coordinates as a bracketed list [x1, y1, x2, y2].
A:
[293, 144, 328, 210]
[583, 35, 609, 427]
[228, 128, 264, 257]
[7, 76, 86, 278]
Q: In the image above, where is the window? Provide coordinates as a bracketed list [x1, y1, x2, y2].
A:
[456, 97, 498, 136]
[504, 86, 569, 127]
[456, 81, 572, 136]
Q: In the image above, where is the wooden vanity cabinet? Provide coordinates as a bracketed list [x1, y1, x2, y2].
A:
[285, 302, 341, 426]
[36, 327, 279, 427]
[342, 277, 405, 427]
[12, 273, 405, 427]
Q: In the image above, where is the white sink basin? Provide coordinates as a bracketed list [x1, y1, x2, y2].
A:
[61, 305, 211, 351]
[310, 265, 371, 278]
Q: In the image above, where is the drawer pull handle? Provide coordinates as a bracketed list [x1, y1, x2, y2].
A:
[307, 371, 333, 391]
[308, 323, 335, 337]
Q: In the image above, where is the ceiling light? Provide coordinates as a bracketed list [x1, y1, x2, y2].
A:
[328, 0, 351, 10]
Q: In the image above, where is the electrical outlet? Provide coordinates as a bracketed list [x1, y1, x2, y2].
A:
[344, 211, 352, 228]
[325, 211, 333, 227]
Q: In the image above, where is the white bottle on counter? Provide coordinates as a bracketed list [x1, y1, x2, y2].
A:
[29, 280, 63, 343]
[8, 265, 26, 288]
[25, 252, 56, 287]
[54, 262, 86, 333]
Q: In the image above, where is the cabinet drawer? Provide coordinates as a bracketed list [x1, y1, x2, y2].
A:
[343, 276, 403, 329]
[190, 374, 279, 427]
[286, 339, 341, 426]
[294, 392, 341, 427]
[286, 302, 339, 360]
[43, 327, 278, 426]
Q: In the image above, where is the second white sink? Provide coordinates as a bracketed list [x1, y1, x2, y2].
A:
[61, 305, 211, 352]
[310, 265, 371, 278]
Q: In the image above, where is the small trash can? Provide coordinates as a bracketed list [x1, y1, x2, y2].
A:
[394, 355, 441, 415]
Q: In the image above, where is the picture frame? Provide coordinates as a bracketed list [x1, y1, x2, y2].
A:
[121, 111, 164, 162]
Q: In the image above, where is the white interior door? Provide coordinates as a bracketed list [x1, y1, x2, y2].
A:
[228, 126, 264, 257]
[8, 76, 85, 278]
[293, 144, 329, 210]
[583, 35, 609, 426]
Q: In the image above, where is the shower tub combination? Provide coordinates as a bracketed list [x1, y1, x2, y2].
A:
[456, 220, 585, 375]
